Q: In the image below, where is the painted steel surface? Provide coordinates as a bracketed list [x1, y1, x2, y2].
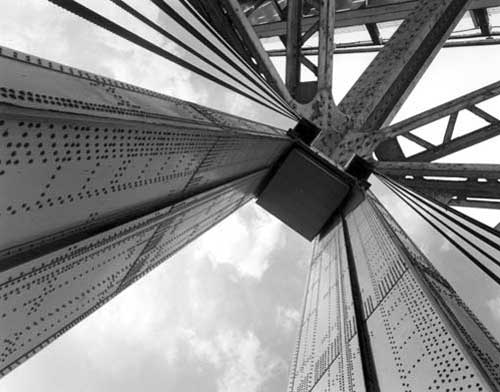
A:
[287, 195, 500, 392]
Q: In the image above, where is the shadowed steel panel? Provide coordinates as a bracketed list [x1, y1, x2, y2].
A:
[0, 171, 265, 376]
[288, 193, 500, 391]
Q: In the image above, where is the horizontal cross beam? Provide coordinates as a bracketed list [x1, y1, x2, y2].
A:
[379, 161, 500, 209]
[406, 122, 500, 162]
[266, 36, 500, 56]
[449, 198, 500, 209]
[380, 80, 500, 139]
[393, 177, 500, 202]
[376, 162, 500, 179]
[253, 0, 500, 38]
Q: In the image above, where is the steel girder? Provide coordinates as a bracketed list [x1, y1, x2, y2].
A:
[372, 81, 500, 207]
[221, 0, 342, 132]
[252, 0, 500, 38]
[343, 79, 500, 161]
[313, 0, 473, 162]
[208, 0, 500, 211]
[229, 1, 484, 164]
[376, 162, 500, 209]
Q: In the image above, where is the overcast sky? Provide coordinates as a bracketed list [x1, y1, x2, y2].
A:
[0, 1, 499, 392]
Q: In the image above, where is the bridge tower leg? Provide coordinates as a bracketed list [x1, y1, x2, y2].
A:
[0, 47, 291, 376]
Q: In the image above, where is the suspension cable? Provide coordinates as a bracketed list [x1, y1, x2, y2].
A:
[107, 0, 295, 117]
[379, 173, 500, 252]
[149, 0, 297, 118]
[380, 175, 500, 268]
[378, 174, 500, 286]
[177, 0, 297, 116]
[47, 0, 298, 120]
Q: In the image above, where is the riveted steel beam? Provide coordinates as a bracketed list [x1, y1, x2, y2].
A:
[392, 178, 500, 204]
[366, 23, 382, 45]
[470, 7, 492, 35]
[253, 0, 500, 38]
[450, 199, 500, 209]
[332, 79, 500, 163]
[267, 35, 500, 56]
[286, 0, 303, 96]
[317, 0, 336, 92]
[403, 133, 436, 150]
[380, 80, 500, 139]
[376, 162, 500, 179]
[291, 0, 348, 134]
[378, 161, 500, 209]
[406, 122, 500, 162]
[0, 45, 294, 377]
[314, 0, 473, 163]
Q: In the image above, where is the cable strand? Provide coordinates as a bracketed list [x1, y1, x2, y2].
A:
[108, 0, 295, 117]
[378, 175, 500, 287]
[47, 0, 297, 120]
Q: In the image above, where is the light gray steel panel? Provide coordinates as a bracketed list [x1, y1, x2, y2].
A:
[0, 46, 286, 136]
[346, 197, 499, 391]
[372, 194, 500, 388]
[0, 45, 291, 263]
[129, 174, 263, 282]
[291, 192, 500, 391]
[288, 222, 365, 392]
[0, 48, 209, 125]
[346, 200, 409, 320]
[0, 171, 264, 377]
[183, 134, 287, 192]
[424, 274, 500, 387]
[367, 271, 492, 391]
[0, 109, 288, 260]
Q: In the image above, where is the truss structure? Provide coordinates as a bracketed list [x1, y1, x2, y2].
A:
[191, 0, 500, 209]
[1, 0, 500, 389]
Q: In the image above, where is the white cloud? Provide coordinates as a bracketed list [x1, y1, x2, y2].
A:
[195, 203, 285, 279]
[183, 327, 285, 392]
[217, 330, 284, 392]
[276, 306, 300, 334]
[487, 296, 500, 322]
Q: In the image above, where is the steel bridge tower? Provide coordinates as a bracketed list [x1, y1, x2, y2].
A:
[1, 1, 500, 390]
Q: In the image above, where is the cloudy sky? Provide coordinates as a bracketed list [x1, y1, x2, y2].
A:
[0, 1, 500, 391]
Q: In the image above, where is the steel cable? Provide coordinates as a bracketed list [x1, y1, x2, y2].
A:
[380, 174, 500, 267]
[379, 173, 500, 252]
[177, 0, 298, 117]
[149, 0, 298, 118]
[107, 0, 295, 118]
[378, 174, 500, 286]
[47, 0, 298, 120]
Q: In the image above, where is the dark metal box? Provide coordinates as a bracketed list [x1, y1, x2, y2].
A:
[257, 148, 351, 240]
